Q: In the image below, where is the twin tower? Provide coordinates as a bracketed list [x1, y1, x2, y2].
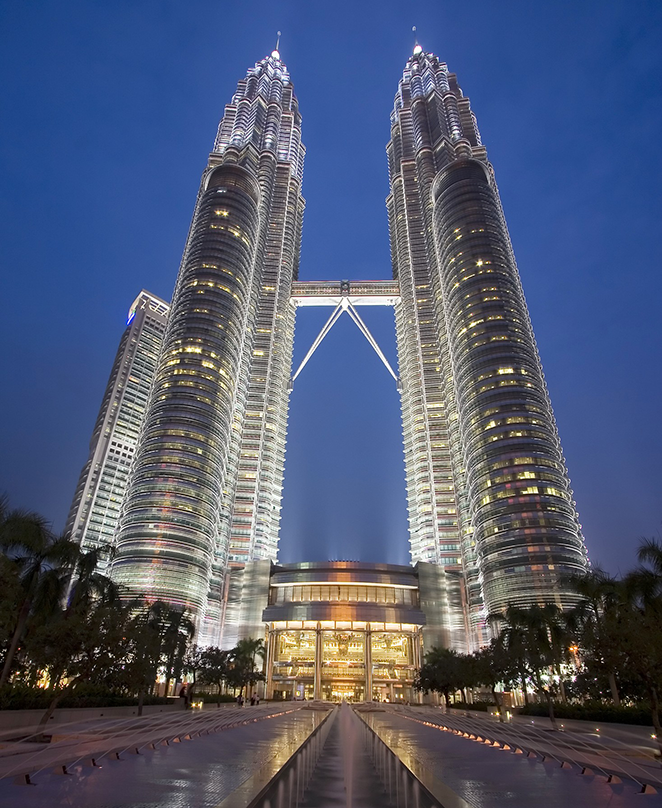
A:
[69, 46, 588, 649]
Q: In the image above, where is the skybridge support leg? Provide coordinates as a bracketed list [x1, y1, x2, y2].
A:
[289, 298, 399, 388]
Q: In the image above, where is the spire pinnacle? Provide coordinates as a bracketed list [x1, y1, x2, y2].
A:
[272, 31, 281, 60]
[412, 25, 422, 55]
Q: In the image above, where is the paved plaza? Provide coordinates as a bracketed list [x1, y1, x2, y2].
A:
[369, 709, 662, 808]
[1, 703, 661, 807]
[0, 706, 318, 808]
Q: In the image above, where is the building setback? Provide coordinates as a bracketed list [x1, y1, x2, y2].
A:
[63, 45, 589, 651]
[388, 47, 588, 643]
[110, 50, 305, 645]
[65, 291, 169, 573]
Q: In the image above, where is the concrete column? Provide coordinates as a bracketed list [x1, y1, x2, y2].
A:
[412, 629, 422, 669]
[314, 625, 322, 700]
[413, 630, 423, 704]
[364, 628, 372, 702]
[266, 629, 276, 699]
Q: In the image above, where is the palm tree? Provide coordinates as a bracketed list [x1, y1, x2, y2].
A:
[565, 569, 622, 704]
[491, 604, 569, 726]
[232, 637, 266, 697]
[0, 506, 80, 687]
[489, 607, 531, 705]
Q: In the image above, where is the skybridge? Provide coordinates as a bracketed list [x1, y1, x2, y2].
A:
[289, 279, 401, 387]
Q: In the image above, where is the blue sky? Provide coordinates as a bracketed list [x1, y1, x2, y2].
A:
[1, 0, 661, 575]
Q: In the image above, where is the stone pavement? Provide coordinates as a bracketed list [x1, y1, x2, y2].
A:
[0, 707, 318, 808]
[370, 710, 662, 808]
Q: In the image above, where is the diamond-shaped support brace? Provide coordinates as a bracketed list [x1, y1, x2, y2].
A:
[290, 298, 399, 387]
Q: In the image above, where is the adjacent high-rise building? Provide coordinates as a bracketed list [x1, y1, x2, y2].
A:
[65, 291, 169, 573]
[66, 44, 588, 651]
[388, 47, 588, 641]
[110, 49, 305, 645]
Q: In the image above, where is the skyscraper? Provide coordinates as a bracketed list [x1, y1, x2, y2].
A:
[66, 44, 589, 650]
[388, 47, 588, 641]
[65, 291, 169, 573]
[111, 49, 305, 645]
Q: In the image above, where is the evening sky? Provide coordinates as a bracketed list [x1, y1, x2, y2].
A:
[0, 0, 661, 575]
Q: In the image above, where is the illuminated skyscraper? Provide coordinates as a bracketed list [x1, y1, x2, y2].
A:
[388, 46, 588, 642]
[111, 49, 305, 644]
[65, 291, 169, 573]
[69, 44, 590, 651]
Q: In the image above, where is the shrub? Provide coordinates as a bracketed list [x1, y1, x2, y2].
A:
[0, 685, 169, 710]
[450, 700, 494, 712]
[519, 701, 653, 726]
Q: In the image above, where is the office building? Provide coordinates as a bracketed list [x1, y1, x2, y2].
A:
[68, 45, 589, 652]
[388, 47, 588, 641]
[65, 291, 169, 572]
[111, 49, 305, 645]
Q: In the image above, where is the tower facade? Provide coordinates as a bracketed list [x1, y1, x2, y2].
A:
[389, 48, 588, 642]
[65, 291, 169, 573]
[111, 50, 305, 644]
[62, 45, 591, 651]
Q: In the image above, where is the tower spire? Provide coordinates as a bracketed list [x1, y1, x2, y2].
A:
[272, 31, 281, 60]
[412, 26, 422, 55]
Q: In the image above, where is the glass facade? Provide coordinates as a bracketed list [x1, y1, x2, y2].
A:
[269, 622, 420, 703]
[63, 45, 590, 652]
[65, 291, 169, 573]
[388, 49, 588, 642]
[111, 51, 305, 645]
[257, 561, 455, 701]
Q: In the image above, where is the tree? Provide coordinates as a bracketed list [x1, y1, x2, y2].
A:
[182, 645, 206, 699]
[618, 540, 662, 755]
[199, 647, 232, 705]
[472, 637, 519, 721]
[158, 605, 195, 696]
[0, 507, 80, 687]
[229, 638, 266, 697]
[414, 647, 468, 706]
[489, 607, 531, 706]
[565, 569, 623, 704]
[491, 604, 570, 727]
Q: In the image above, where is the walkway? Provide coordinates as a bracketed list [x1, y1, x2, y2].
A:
[0, 705, 317, 808]
[369, 707, 662, 808]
